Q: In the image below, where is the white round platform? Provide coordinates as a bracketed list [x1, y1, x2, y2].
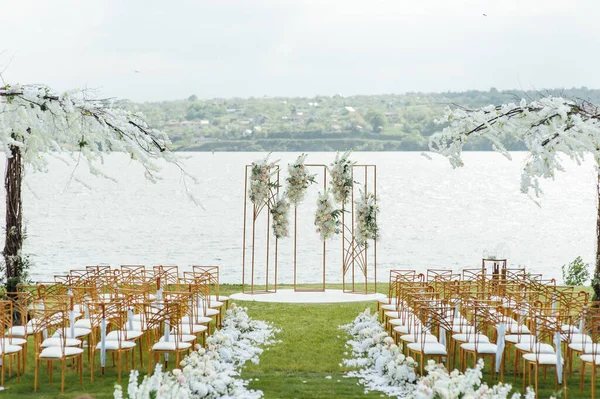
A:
[230, 289, 385, 304]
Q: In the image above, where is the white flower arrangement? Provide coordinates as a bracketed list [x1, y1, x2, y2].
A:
[285, 154, 316, 206]
[270, 196, 290, 239]
[411, 360, 538, 399]
[314, 190, 342, 241]
[339, 308, 417, 397]
[115, 304, 279, 399]
[354, 190, 379, 246]
[248, 155, 278, 206]
[328, 151, 355, 205]
[341, 310, 548, 399]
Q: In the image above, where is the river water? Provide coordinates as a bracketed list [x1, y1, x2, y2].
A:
[2, 151, 596, 284]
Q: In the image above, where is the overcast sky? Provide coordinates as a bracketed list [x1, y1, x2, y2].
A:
[1, 0, 598, 102]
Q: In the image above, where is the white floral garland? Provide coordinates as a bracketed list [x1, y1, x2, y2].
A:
[354, 190, 379, 246]
[339, 308, 418, 397]
[115, 304, 280, 399]
[328, 151, 355, 205]
[270, 196, 290, 239]
[314, 190, 342, 241]
[285, 154, 316, 206]
[341, 309, 550, 399]
[248, 155, 278, 206]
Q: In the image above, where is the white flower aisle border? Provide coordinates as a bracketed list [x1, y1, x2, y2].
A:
[115, 304, 280, 399]
[340, 309, 554, 399]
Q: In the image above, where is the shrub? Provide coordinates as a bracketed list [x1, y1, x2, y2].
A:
[562, 256, 590, 286]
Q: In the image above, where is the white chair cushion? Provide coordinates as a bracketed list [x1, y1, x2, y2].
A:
[41, 338, 82, 348]
[210, 301, 224, 308]
[95, 340, 136, 350]
[389, 319, 409, 327]
[160, 334, 196, 343]
[400, 334, 438, 343]
[106, 330, 144, 341]
[580, 354, 600, 365]
[561, 325, 580, 334]
[460, 343, 498, 354]
[394, 325, 423, 335]
[210, 295, 229, 302]
[7, 326, 31, 337]
[2, 337, 27, 346]
[381, 304, 398, 312]
[151, 341, 192, 351]
[452, 325, 476, 334]
[181, 316, 212, 324]
[452, 334, 490, 343]
[515, 343, 555, 354]
[565, 334, 592, 343]
[407, 342, 447, 355]
[177, 324, 208, 335]
[569, 342, 600, 354]
[0, 344, 22, 355]
[523, 353, 562, 365]
[505, 334, 534, 344]
[205, 308, 219, 317]
[507, 325, 530, 334]
[52, 327, 92, 339]
[74, 319, 92, 329]
[40, 346, 84, 359]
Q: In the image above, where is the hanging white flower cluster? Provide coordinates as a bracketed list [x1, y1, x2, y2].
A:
[270, 196, 290, 239]
[115, 305, 279, 399]
[328, 150, 355, 204]
[354, 190, 379, 246]
[285, 153, 316, 206]
[314, 190, 342, 241]
[248, 155, 278, 205]
[429, 96, 600, 200]
[339, 308, 418, 397]
[0, 83, 177, 181]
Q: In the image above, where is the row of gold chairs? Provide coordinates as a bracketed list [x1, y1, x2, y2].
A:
[1, 264, 228, 393]
[378, 267, 597, 398]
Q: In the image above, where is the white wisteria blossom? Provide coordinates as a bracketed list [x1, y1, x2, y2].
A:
[0, 82, 184, 291]
[314, 190, 342, 241]
[428, 96, 600, 298]
[116, 304, 279, 399]
[328, 150, 355, 205]
[285, 153, 316, 206]
[354, 190, 379, 246]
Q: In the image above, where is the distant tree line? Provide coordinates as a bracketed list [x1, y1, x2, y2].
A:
[126, 87, 600, 151]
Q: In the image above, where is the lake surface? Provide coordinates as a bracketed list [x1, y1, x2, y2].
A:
[2, 152, 597, 284]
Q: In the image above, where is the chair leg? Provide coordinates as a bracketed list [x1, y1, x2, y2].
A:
[534, 364, 538, 398]
[61, 359, 66, 393]
[592, 364, 596, 399]
[581, 361, 585, 393]
[118, 351, 122, 385]
[34, 358, 39, 392]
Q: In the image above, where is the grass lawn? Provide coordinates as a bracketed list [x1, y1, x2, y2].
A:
[0, 284, 595, 398]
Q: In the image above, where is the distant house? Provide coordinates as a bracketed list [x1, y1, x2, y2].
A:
[200, 120, 210, 125]
[345, 106, 356, 113]
[243, 129, 253, 137]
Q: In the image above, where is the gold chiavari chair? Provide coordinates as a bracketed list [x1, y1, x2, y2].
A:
[579, 315, 600, 398]
[90, 300, 136, 384]
[32, 303, 84, 393]
[146, 300, 191, 375]
[0, 300, 23, 386]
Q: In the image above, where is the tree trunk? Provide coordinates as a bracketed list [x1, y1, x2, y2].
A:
[595, 170, 600, 301]
[3, 144, 23, 293]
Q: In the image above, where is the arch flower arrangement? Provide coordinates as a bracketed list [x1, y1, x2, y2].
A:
[248, 155, 279, 206]
[285, 154, 316, 206]
[314, 190, 342, 241]
[354, 190, 379, 247]
[328, 150, 356, 205]
[270, 196, 290, 239]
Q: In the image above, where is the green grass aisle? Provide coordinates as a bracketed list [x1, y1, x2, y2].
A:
[239, 301, 383, 399]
